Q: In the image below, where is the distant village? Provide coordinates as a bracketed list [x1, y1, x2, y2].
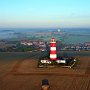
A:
[0, 40, 90, 52]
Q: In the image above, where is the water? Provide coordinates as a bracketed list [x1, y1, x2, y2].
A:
[0, 28, 90, 44]
[61, 28, 90, 44]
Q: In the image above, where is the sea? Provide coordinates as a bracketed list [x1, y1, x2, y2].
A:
[0, 28, 90, 44]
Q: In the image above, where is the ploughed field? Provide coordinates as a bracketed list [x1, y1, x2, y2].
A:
[0, 52, 90, 90]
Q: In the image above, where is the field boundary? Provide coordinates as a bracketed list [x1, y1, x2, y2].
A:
[11, 71, 90, 77]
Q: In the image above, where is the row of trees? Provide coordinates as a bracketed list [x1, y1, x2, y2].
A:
[0, 44, 37, 52]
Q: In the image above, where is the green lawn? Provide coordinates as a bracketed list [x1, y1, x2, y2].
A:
[0, 51, 90, 62]
[0, 52, 41, 62]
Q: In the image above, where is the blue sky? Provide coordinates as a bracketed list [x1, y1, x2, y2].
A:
[0, 0, 90, 28]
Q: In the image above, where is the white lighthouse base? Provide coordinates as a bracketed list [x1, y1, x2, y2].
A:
[38, 58, 77, 68]
[56, 60, 66, 64]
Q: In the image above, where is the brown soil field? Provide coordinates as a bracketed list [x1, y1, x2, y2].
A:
[0, 56, 90, 90]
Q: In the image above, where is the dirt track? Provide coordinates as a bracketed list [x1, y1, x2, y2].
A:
[0, 56, 90, 90]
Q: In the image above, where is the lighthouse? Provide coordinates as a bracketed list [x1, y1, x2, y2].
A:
[50, 37, 57, 60]
[38, 36, 76, 68]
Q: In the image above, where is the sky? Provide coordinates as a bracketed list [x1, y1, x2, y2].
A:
[0, 0, 90, 28]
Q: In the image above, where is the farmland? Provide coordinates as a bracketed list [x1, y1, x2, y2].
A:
[0, 52, 90, 90]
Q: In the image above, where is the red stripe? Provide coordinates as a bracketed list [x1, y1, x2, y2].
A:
[50, 43, 56, 47]
[50, 51, 56, 54]
[50, 58, 57, 60]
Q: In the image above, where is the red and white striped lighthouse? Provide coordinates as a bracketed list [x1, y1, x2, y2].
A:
[50, 37, 57, 60]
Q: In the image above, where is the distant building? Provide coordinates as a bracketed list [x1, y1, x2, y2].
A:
[84, 42, 90, 46]
[21, 40, 33, 46]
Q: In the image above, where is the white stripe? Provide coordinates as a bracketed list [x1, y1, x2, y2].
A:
[50, 54, 57, 58]
[50, 42, 56, 43]
[50, 47, 56, 50]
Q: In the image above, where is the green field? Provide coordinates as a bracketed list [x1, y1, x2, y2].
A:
[0, 52, 41, 62]
[57, 51, 90, 57]
[0, 51, 90, 62]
